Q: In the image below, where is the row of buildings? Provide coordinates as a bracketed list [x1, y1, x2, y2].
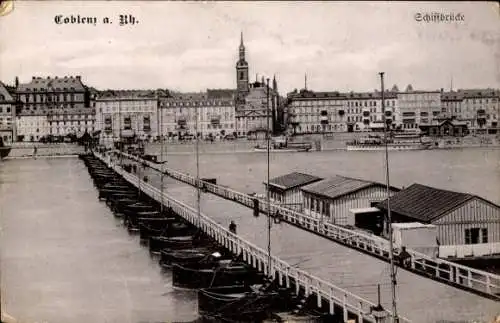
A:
[265, 172, 500, 260]
[285, 86, 500, 135]
[0, 33, 499, 144]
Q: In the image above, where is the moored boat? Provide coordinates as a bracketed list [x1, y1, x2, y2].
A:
[346, 133, 432, 151]
[138, 217, 178, 240]
[173, 259, 264, 290]
[149, 232, 207, 253]
[0, 137, 12, 160]
[198, 284, 283, 321]
[160, 248, 228, 269]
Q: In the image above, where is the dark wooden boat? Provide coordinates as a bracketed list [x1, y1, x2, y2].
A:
[198, 285, 282, 321]
[98, 189, 134, 200]
[138, 217, 178, 241]
[125, 211, 161, 230]
[173, 259, 264, 290]
[122, 203, 156, 216]
[105, 192, 138, 208]
[112, 198, 141, 215]
[149, 234, 202, 253]
[160, 248, 228, 269]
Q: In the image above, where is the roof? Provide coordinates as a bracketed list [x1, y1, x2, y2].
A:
[301, 175, 399, 200]
[392, 222, 436, 230]
[349, 207, 381, 214]
[0, 82, 14, 102]
[265, 172, 323, 190]
[376, 183, 491, 223]
[17, 76, 86, 92]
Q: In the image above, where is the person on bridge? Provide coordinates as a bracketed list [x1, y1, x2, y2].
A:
[398, 246, 412, 267]
[229, 221, 237, 234]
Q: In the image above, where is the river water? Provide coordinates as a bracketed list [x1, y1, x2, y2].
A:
[139, 147, 500, 322]
[0, 158, 198, 323]
[1, 148, 499, 323]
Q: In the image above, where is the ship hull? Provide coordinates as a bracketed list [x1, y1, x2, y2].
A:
[346, 143, 430, 151]
[0, 147, 11, 159]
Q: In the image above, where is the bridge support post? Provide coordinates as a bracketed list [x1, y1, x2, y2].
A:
[343, 294, 348, 322]
[329, 287, 335, 315]
[485, 275, 491, 294]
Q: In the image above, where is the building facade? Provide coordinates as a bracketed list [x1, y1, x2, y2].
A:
[95, 90, 159, 146]
[234, 34, 280, 138]
[441, 89, 500, 134]
[377, 183, 500, 258]
[264, 172, 323, 212]
[0, 82, 15, 144]
[159, 90, 236, 139]
[285, 89, 398, 134]
[301, 176, 400, 226]
[396, 86, 442, 131]
[15, 76, 93, 141]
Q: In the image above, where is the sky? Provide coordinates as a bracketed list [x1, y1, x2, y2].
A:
[0, 1, 499, 94]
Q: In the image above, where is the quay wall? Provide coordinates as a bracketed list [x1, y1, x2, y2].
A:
[7, 143, 86, 158]
[143, 134, 500, 154]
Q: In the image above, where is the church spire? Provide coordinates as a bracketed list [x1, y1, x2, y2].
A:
[239, 31, 245, 61]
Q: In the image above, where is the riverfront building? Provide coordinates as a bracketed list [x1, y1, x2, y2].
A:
[285, 87, 398, 134]
[95, 90, 160, 146]
[377, 184, 500, 259]
[264, 172, 323, 212]
[441, 89, 500, 134]
[15, 76, 94, 141]
[300, 175, 400, 226]
[0, 82, 15, 144]
[395, 85, 442, 131]
[234, 33, 281, 138]
[159, 90, 236, 140]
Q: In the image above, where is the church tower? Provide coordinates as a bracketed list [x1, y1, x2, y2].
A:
[236, 32, 249, 98]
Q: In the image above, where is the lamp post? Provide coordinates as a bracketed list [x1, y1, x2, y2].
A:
[380, 72, 399, 323]
[266, 77, 272, 276]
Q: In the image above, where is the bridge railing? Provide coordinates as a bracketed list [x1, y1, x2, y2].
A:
[98, 155, 410, 323]
[116, 151, 500, 299]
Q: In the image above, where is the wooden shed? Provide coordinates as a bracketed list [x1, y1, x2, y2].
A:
[300, 175, 400, 226]
[377, 184, 500, 258]
[264, 172, 323, 212]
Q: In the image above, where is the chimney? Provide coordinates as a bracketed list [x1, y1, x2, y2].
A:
[32, 76, 35, 80]
[15, 76, 19, 87]
[47, 76, 51, 79]
[76, 76, 81, 81]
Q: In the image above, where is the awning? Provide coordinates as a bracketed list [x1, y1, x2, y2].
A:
[121, 129, 134, 138]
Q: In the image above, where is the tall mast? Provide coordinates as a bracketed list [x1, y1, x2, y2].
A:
[159, 94, 164, 214]
[195, 103, 201, 225]
[266, 77, 272, 275]
[119, 96, 123, 166]
[380, 72, 398, 323]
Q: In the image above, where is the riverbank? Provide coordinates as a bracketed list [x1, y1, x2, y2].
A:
[142, 134, 500, 155]
[5, 143, 86, 159]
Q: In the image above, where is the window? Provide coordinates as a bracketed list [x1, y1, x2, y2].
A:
[465, 228, 481, 244]
[481, 228, 488, 243]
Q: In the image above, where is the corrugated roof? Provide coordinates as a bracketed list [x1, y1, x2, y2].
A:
[301, 175, 395, 200]
[376, 183, 476, 223]
[265, 172, 323, 190]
